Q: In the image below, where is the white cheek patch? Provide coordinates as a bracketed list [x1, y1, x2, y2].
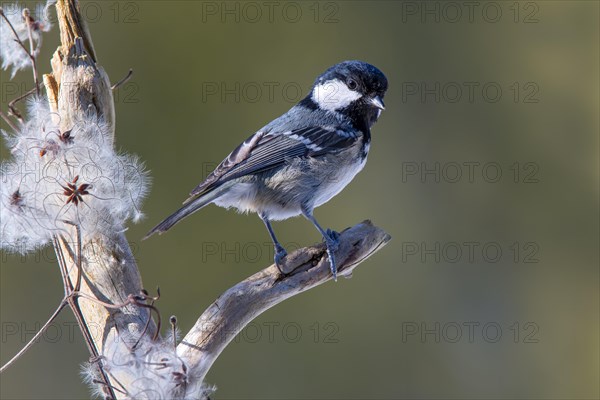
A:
[312, 79, 362, 112]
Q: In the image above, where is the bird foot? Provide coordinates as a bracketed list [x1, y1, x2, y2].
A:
[324, 229, 341, 281]
[326, 229, 341, 244]
[274, 245, 288, 275]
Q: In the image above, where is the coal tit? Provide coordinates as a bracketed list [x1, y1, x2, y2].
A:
[145, 60, 388, 280]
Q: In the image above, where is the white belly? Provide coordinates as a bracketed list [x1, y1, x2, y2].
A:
[212, 182, 257, 213]
[312, 155, 367, 208]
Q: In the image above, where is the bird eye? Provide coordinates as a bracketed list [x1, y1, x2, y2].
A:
[347, 79, 358, 90]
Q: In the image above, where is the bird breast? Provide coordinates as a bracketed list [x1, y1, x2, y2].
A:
[311, 143, 368, 208]
[214, 138, 369, 221]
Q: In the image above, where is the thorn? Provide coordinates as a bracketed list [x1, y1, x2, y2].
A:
[111, 69, 133, 90]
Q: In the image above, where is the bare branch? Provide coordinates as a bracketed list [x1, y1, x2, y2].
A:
[0, 8, 40, 97]
[176, 220, 391, 381]
[0, 300, 68, 374]
[0, 109, 19, 132]
[38, 1, 146, 398]
[55, 230, 118, 400]
[7, 85, 38, 123]
[22, 8, 40, 95]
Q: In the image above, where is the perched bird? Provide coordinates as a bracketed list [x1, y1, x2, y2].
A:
[145, 60, 388, 280]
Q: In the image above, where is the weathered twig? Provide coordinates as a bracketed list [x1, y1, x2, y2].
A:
[0, 299, 68, 374]
[112, 68, 133, 90]
[0, 7, 40, 125]
[22, 8, 40, 95]
[55, 228, 118, 400]
[177, 220, 391, 382]
[7, 85, 38, 123]
[0, 233, 83, 376]
[2, 227, 111, 400]
[38, 0, 147, 397]
[0, 109, 19, 132]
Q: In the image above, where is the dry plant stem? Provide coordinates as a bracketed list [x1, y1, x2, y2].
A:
[0, 109, 19, 132]
[55, 0, 97, 62]
[177, 220, 391, 382]
[54, 235, 72, 296]
[0, 228, 116, 400]
[0, 9, 21, 39]
[0, 236, 72, 374]
[8, 86, 38, 124]
[45, 0, 148, 347]
[0, 300, 68, 374]
[0, 10, 39, 97]
[54, 231, 117, 400]
[0, 9, 31, 58]
[23, 9, 40, 95]
[170, 316, 178, 350]
[0, 8, 40, 125]
[111, 68, 133, 90]
[33, 1, 145, 397]
[57, 224, 105, 379]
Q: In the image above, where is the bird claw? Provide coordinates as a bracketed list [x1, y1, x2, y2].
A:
[326, 228, 341, 243]
[324, 229, 341, 281]
[274, 245, 288, 275]
[325, 247, 338, 281]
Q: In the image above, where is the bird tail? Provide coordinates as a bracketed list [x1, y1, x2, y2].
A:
[143, 185, 229, 240]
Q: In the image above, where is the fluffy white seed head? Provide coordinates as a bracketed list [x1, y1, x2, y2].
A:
[0, 1, 54, 77]
[1, 97, 150, 254]
[311, 78, 362, 112]
[82, 333, 214, 399]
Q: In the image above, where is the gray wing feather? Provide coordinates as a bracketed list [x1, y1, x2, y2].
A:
[188, 131, 266, 198]
[187, 126, 358, 201]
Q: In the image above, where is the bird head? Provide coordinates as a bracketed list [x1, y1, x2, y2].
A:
[309, 60, 388, 128]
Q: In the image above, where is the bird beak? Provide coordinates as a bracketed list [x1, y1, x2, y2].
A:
[369, 95, 385, 110]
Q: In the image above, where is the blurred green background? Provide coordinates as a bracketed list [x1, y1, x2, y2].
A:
[1, 1, 599, 399]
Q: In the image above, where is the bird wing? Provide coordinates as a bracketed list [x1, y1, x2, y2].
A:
[186, 126, 359, 200]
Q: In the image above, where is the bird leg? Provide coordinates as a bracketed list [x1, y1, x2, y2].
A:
[259, 213, 288, 274]
[302, 208, 340, 281]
